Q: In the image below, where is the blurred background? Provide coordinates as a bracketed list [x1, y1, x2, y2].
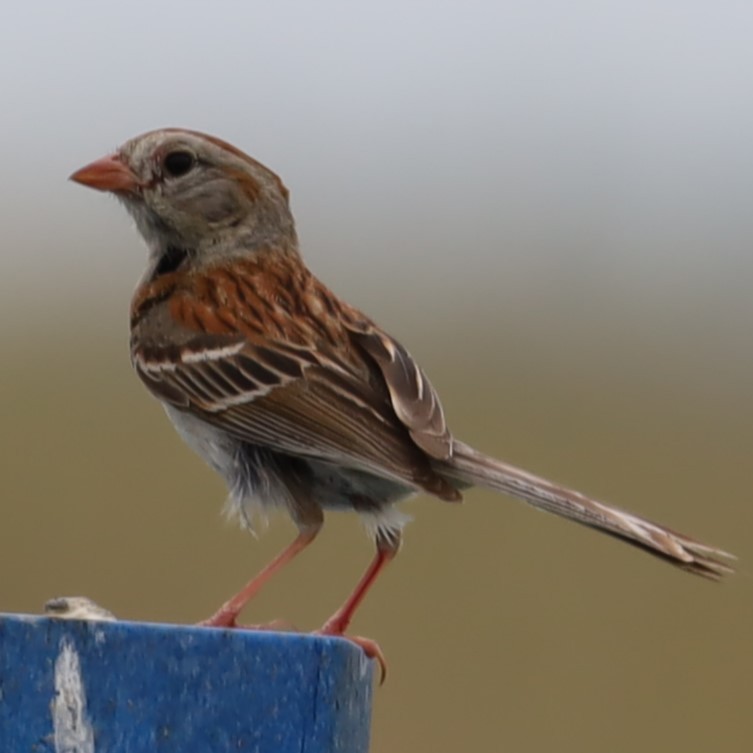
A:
[2, 1, 752, 750]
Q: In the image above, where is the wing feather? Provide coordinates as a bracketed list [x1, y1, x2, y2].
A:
[132, 329, 460, 500]
[347, 326, 453, 460]
[130, 259, 461, 500]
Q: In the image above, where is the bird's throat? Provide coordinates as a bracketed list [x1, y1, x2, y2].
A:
[152, 246, 191, 279]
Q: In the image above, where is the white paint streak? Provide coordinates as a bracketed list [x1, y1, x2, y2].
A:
[52, 638, 95, 753]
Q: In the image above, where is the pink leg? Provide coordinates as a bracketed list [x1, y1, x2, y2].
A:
[320, 548, 395, 635]
[319, 547, 396, 683]
[201, 527, 319, 628]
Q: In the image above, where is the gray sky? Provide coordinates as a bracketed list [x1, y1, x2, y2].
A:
[2, 0, 752, 354]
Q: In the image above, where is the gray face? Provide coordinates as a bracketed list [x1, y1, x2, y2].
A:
[116, 129, 297, 261]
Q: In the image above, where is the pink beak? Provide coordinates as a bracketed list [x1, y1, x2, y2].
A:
[69, 153, 140, 193]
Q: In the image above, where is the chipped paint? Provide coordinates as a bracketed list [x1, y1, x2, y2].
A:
[52, 638, 95, 753]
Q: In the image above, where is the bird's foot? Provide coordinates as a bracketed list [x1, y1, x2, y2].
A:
[238, 618, 298, 632]
[316, 621, 387, 685]
[199, 611, 296, 633]
[198, 607, 239, 629]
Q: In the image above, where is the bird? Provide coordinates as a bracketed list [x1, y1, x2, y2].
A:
[70, 128, 733, 673]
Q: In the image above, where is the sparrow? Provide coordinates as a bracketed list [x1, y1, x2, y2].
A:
[70, 128, 733, 671]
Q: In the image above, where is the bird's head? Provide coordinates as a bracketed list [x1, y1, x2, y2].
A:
[70, 128, 297, 265]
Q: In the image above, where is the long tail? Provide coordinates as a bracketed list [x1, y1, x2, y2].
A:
[442, 441, 734, 579]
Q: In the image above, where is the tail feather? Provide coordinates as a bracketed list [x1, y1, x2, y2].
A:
[443, 441, 734, 580]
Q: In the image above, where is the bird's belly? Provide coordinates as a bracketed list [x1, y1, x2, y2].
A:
[305, 459, 416, 512]
[162, 405, 415, 531]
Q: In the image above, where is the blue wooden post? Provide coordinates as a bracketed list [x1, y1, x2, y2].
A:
[0, 613, 374, 752]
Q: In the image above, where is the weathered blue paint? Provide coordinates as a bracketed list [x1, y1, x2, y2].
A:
[0, 614, 373, 752]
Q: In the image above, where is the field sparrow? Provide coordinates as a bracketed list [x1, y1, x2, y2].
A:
[70, 129, 733, 671]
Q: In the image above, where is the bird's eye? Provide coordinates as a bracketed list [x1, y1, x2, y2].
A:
[163, 150, 196, 178]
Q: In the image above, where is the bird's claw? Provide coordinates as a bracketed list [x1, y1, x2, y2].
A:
[316, 629, 388, 685]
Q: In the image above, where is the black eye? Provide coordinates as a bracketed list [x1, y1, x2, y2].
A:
[163, 150, 196, 178]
